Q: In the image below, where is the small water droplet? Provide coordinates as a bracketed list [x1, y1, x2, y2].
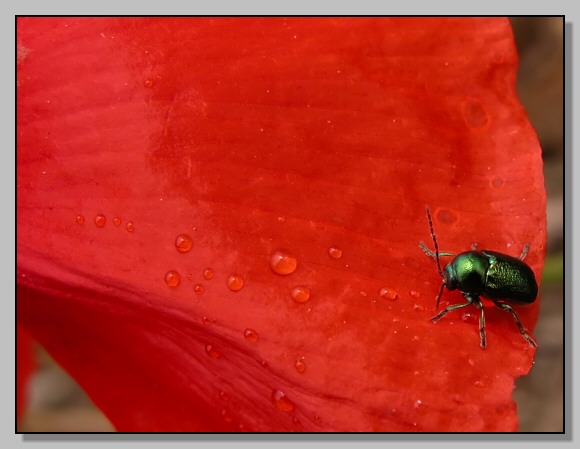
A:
[219, 391, 230, 401]
[474, 380, 486, 388]
[260, 360, 269, 368]
[75, 215, 85, 225]
[328, 246, 343, 259]
[112, 217, 121, 226]
[221, 409, 233, 423]
[291, 286, 311, 303]
[194, 284, 204, 295]
[462, 312, 476, 322]
[144, 78, 154, 88]
[94, 214, 106, 228]
[414, 399, 423, 409]
[164, 270, 180, 287]
[227, 274, 244, 292]
[203, 268, 214, 280]
[491, 176, 504, 189]
[175, 234, 193, 253]
[295, 358, 306, 373]
[202, 316, 211, 325]
[126, 221, 134, 232]
[271, 389, 295, 412]
[205, 344, 221, 358]
[359, 290, 367, 297]
[244, 328, 259, 342]
[187, 274, 193, 280]
[409, 290, 420, 298]
[270, 249, 298, 275]
[413, 304, 425, 312]
[411, 335, 420, 342]
[467, 358, 475, 366]
[379, 287, 399, 301]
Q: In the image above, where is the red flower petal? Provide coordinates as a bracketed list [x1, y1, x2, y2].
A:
[17, 17, 546, 431]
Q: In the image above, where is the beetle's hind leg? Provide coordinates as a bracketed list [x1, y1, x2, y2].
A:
[492, 301, 538, 348]
[418, 241, 455, 259]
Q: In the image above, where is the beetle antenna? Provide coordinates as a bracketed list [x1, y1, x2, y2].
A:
[425, 206, 444, 278]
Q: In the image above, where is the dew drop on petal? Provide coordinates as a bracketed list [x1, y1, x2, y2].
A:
[328, 246, 343, 259]
[295, 358, 306, 373]
[244, 328, 259, 342]
[126, 221, 134, 232]
[413, 304, 425, 312]
[113, 217, 121, 226]
[76, 215, 85, 225]
[202, 316, 211, 326]
[94, 214, 106, 228]
[379, 287, 399, 301]
[205, 344, 221, 358]
[203, 268, 214, 280]
[409, 290, 420, 299]
[194, 284, 204, 295]
[227, 274, 245, 292]
[291, 286, 311, 303]
[175, 233, 193, 253]
[270, 249, 298, 275]
[164, 270, 180, 287]
[271, 389, 295, 412]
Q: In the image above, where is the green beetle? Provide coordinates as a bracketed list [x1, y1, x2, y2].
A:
[419, 207, 538, 349]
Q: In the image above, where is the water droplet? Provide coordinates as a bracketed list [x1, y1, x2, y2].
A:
[295, 358, 306, 373]
[194, 284, 204, 295]
[202, 316, 211, 325]
[205, 344, 221, 358]
[126, 221, 134, 232]
[112, 217, 121, 226]
[474, 380, 486, 388]
[219, 391, 229, 401]
[244, 328, 259, 342]
[359, 290, 367, 297]
[291, 286, 311, 303]
[164, 270, 180, 287]
[221, 409, 233, 423]
[187, 274, 193, 280]
[467, 358, 475, 366]
[203, 268, 214, 280]
[260, 360, 269, 368]
[175, 233, 193, 253]
[379, 287, 399, 301]
[227, 274, 244, 292]
[462, 99, 489, 128]
[411, 335, 420, 342]
[414, 399, 423, 409]
[144, 79, 154, 88]
[413, 304, 425, 312]
[94, 214, 106, 227]
[462, 312, 476, 323]
[271, 389, 295, 412]
[270, 249, 298, 275]
[328, 246, 343, 259]
[491, 176, 504, 189]
[277, 216, 286, 223]
[75, 215, 85, 225]
[409, 290, 420, 298]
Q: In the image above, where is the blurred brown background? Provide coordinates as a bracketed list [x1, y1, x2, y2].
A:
[17, 17, 564, 432]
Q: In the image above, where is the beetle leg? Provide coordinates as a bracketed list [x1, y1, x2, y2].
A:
[469, 296, 487, 349]
[492, 301, 538, 348]
[519, 243, 530, 261]
[430, 301, 472, 323]
[418, 242, 455, 259]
